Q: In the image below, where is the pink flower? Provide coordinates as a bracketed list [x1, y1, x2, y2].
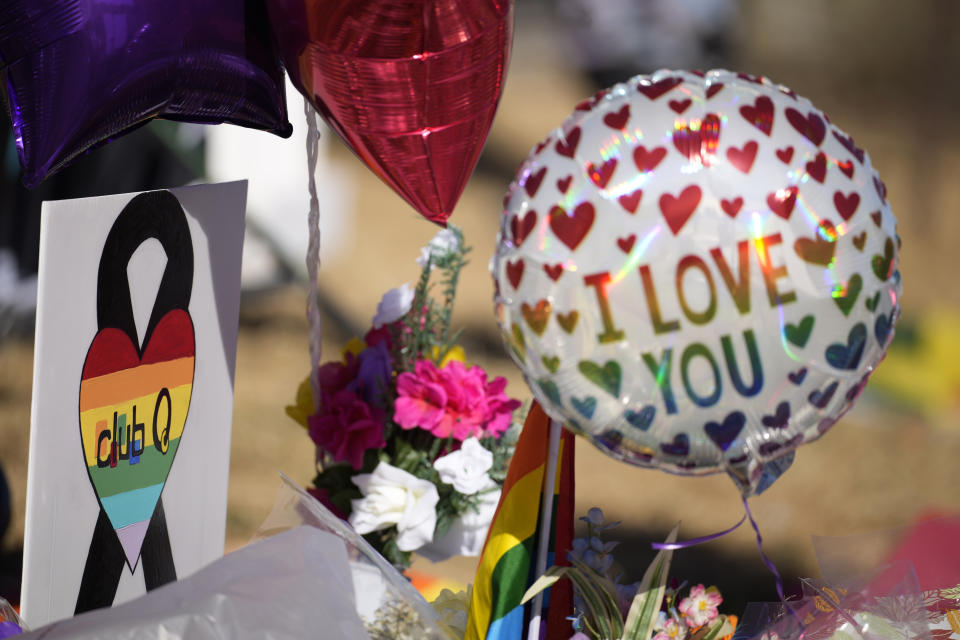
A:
[364, 325, 393, 349]
[653, 618, 687, 640]
[393, 360, 520, 440]
[679, 584, 723, 629]
[316, 356, 358, 401]
[308, 389, 386, 470]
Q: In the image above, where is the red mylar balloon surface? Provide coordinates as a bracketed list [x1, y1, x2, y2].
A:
[268, 0, 514, 226]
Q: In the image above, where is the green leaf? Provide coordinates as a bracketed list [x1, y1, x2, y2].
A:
[391, 438, 429, 475]
[690, 615, 733, 640]
[941, 586, 960, 601]
[565, 563, 623, 640]
[326, 487, 360, 516]
[521, 563, 622, 640]
[620, 523, 680, 640]
[434, 508, 454, 541]
[520, 570, 563, 604]
[314, 463, 357, 491]
[376, 529, 413, 570]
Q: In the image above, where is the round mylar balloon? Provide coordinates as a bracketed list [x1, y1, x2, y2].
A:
[492, 69, 901, 495]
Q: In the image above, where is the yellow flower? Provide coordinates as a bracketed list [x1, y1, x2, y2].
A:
[343, 337, 366, 359]
[869, 308, 960, 416]
[431, 586, 472, 640]
[433, 344, 466, 368]
[285, 376, 315, 428]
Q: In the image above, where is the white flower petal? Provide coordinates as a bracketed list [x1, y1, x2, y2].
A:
[371, 283, 414, 327]
[349, 462, 440, 552]
[416, 228, 460, 269]
[433, 438, 494, 495]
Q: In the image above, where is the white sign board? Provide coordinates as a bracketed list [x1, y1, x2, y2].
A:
[21, 182, 247, 627]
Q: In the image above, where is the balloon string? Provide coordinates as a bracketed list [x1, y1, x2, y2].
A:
[648, 497, 805, 631]
[304, 97, 323, 410]
[650, 513, 747, 550]
[742, 496, 804, 630]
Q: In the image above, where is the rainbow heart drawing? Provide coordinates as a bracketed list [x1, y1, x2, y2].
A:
[79, 309, 194, 570]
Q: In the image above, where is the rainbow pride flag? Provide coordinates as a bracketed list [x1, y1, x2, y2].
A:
[465, 402, 575, 640]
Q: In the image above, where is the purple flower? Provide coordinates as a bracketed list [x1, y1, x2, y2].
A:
[350, 342, 392, 407]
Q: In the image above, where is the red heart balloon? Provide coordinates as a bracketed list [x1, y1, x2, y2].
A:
[268, 0, 514, 226]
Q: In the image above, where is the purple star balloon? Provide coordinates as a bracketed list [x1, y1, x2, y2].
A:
[0, 0, 292, 188]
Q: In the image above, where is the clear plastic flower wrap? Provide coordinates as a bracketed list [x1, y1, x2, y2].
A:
[17, 525, 367, 638]
[734, 562, 931, 640]
[12, 474, 448, 638]
[251, 474, 450, 640]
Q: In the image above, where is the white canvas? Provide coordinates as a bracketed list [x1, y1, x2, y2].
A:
[21, 181, 248, 627]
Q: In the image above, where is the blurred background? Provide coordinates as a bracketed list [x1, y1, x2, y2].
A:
[0, 0, 958, 613]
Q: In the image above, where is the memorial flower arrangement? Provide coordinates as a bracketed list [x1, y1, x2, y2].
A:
[287, 226, 522, 568]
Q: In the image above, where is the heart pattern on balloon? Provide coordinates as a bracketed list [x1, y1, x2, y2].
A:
[625, 406, 656, 431]
[740, 96, 774, 136]
[721, 197, 743, 217]
[704, 411, 746, 451]
[825, 322, 867, 370]
[761, 402, 791, 429]
[767, 186, 799, 219]
[833, 274, 863, 316]
[784, 315, 815, 347]
[578, 359, 622, 397]
[660, 433, 690, 456]
[557, 310, 579, 334]
[634, 145, 668, 172]
[618, 189, 643, 213]
[809, 381, 839, 409]
[726, 141, 758, 173]
[510, 211, 537, 247]
[659, 185, 702, 234]
[549, 203, 595, 250]
[785, 108, 826, 146]
[523, 168, 546, 199]
[521, 299, 551, 336]
[794, 221, 837, 266]
[603, 105, 630, 130]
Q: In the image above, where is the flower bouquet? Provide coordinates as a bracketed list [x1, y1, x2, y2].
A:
[287, 226, 523, 568]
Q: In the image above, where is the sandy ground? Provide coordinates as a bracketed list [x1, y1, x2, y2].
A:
[0, 0, 958, 609]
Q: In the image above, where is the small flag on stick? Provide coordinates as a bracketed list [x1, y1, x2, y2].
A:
[465, 402, 575, 640]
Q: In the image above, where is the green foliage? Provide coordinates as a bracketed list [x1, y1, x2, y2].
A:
[313, 463, 362, 516]
[393, 225, 471, 374]
[521, 523, 681, 640]
[620, 524, 678, 640]
[690, 616, 734, 640]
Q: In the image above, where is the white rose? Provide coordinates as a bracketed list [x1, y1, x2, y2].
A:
[416, 228, 460, 269]
[371, 283, 414, 328]
[432, 437, 494, 495]
[350, 462, 439, 552]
